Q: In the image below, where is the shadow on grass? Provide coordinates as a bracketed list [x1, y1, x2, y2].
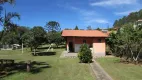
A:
[0, 61, 51, 78]
[37, 46, 65, 50]
[32, 52, 56, 56]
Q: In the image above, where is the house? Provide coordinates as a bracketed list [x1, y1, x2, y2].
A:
[0, 44, 21, 50]
[62, 30, 108, 57]
[134, 19, 142, 28]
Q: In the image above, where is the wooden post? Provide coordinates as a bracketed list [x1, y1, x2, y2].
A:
[27, 60, 31, 72]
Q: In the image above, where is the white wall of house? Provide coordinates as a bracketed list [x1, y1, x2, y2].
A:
[74, 44, 81, 52]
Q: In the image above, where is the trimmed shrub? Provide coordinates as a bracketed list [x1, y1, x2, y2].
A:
[78, 44, 92, 63]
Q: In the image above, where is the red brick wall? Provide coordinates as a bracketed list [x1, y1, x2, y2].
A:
[66, 37, 106, 57]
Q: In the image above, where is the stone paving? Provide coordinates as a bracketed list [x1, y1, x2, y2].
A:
[60, 51, 77, 58]
[90, 60, 113, 80]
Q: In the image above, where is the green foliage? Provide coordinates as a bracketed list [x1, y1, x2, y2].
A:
[3, 11, 20, 31]
[107, 23, 142, 63]
[53, 32, 65, 47]
[78, 44, 92, 63]
[45, 21, 60, 33]
[106, 32, 118, 54]
[22, 26, 46, 51]
[87, 26, 92, 30]
[0, 11, 20, 42]
[1, 31, 19, 44]
[0, 26, 29, 45]
[74, 26, 79, 30]
[0, 0, 19, 42]
[96, 27, 101, 31]
[45, 21, 61, 45]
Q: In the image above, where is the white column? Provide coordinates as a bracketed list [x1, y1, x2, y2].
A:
[22, 43, 23, 54]
[67, 44, 69, 52]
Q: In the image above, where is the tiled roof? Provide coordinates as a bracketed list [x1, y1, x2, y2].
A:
[62, 30, 108, 37]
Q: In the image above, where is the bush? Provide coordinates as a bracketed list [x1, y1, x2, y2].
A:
[78, 44, 92, 63]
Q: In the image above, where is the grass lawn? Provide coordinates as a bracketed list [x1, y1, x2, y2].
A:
[96, 57, 142, 80]
[0, 48, 95, 80]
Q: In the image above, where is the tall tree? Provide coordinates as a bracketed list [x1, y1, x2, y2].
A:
[74, 26, 79, 30]
[45, 21, 60, 33]
[3, 11, 20, 31]
[0, 0, 19, 42]
[0, 0, 15, 24]
[0, 11, 20, 41]
[22, 26, 46, 53]
[0, 0, 15, 4]
[44, 21, 61, 44]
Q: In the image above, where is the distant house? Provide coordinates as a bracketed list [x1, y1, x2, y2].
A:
[134, 19, 142, 28]
[62, 30, 108, 57]
[0, 44, 21, 50]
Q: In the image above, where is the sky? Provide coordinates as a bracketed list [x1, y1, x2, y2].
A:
[3, 0, 142, 30]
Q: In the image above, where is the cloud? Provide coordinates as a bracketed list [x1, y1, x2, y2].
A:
[114, 9, 139, 15]
[90, 0, 137, 6]
[57, 4, 109, 24]
[86, 19, 109, 24]
[70, 6, 79, 10]
[77, 9, 110, 24]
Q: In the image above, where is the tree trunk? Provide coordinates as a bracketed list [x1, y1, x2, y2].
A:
[30, 47, 33, 51]
[27, 60, 31, 72]
[56, 44, 58, 48]
[34, 49, 36, 56]
[0, 30, 4, 42]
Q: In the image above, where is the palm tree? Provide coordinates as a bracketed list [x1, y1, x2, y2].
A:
[0, 11, 20, 41]
[3, 11, 20, 30]
[0, 0, 15, 4]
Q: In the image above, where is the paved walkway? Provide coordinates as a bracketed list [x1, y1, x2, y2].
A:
[90, 60, 113, 80]
[60, 51, 77, 58]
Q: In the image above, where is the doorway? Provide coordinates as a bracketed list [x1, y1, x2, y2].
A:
[69, 42, 74, 52]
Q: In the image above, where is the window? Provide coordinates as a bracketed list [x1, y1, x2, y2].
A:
[98, 39, 102, 43]
[83, 40, 86, 43]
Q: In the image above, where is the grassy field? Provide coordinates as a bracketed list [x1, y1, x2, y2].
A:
[0, 48, 95, 80]
[96, 57, 142, 80]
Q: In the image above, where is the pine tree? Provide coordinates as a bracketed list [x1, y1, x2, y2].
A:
[74, 26, 79, 30]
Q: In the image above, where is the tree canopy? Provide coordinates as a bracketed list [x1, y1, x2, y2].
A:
[106, 23, 142, 64]
[22, 26, 46, 51]
[45, 21, 60, 33]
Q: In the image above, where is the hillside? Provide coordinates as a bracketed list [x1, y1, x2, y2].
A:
[113, 9, 142, 28]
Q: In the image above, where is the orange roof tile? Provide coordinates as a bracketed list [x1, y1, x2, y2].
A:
[62, 30, 108, 37]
